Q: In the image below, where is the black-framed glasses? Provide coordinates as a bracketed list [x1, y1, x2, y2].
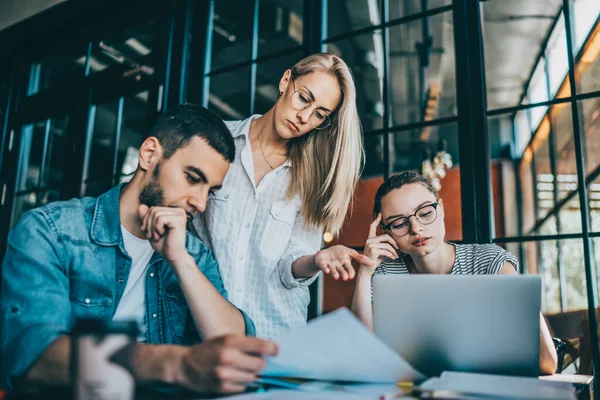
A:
[290, 79, 332, 130]
[381, 203, 439, 237]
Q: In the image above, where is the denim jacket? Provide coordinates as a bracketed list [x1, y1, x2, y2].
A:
[0, 184, 255, 389]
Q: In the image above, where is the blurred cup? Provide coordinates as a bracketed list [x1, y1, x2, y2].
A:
[71, 319, 138, 400]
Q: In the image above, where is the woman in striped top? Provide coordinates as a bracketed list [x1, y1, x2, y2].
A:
[350, 172, 558, 375]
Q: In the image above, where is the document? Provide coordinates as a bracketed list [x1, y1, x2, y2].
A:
[262, 308, 424, 383]
[420, 371, 576, 400]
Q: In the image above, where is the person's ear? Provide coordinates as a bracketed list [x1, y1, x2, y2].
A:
[279, 69, 292, 95]
[138, 137, 163, 172]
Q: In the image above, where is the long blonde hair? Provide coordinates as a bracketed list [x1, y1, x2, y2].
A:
[286, 53, 364, 235]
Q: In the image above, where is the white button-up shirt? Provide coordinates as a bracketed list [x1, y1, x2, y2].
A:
[192, 116, 323, 338]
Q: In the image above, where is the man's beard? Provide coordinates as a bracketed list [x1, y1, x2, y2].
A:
[139, 163, 165, 207]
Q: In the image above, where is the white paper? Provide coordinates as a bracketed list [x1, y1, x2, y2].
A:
[213, 390, 384, 400]
[421, 371, 576, 400]
[262, 308, 424, 383]
[213, 385, 410, 400]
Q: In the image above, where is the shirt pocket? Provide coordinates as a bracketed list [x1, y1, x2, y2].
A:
[260, 201, 297, 260]
[70, 280, 113, 319]
[163, 283, 188, 342]
[205, 189, 232, 241]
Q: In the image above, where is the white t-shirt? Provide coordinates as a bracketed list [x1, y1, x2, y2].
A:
[113, 225, 155, 341]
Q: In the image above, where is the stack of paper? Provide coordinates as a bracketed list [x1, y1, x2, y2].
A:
[262, 308, 424, 383]
[420, 371, 577, 400]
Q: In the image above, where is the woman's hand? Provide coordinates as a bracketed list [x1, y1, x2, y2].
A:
[362, 214, 399, 273]
[314, 245, 374, 281]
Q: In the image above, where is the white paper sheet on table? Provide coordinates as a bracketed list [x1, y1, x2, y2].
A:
[421, 371, 577, 400]
[212, 384, 410, 400]
[262, 307, 424, 383]
[211, 390, 378, 400]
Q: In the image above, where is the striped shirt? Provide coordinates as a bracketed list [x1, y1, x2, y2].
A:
[374, 243, 519, 277]
[192, 116, 323, 338]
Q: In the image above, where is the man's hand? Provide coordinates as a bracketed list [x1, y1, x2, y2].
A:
[362, 214, 399, 273]
[138, 205, 189, 265]
[314, 245, 374, 281]
[177, 335, 279, 393]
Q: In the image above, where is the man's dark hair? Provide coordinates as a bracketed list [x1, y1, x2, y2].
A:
[373, 172, 439, 216]
[149, 104, 235, 162]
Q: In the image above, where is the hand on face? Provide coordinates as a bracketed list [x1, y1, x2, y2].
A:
[179, 335, 279, 393]
[138, 204, 189, 265]
[362, 213, 400, 270]
[314, 244, 374, 281]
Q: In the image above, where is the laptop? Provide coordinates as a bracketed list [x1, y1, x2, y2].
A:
[372, 275, 541, 377]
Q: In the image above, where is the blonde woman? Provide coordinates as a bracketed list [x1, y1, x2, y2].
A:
[193, 53, 371, 338]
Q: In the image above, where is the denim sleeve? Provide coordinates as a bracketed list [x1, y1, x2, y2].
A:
[197, 250, 256, 337]
[0, 210, 71, 389]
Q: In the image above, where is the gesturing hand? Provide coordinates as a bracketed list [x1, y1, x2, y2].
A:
[314, 245, 374, 281]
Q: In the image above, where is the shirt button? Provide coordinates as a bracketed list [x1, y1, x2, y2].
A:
[236, 287, 242, 292]
[239, 254, 244, 259]
[84, 298, 91, 304]
[152, 313, 157, 318]
[149, 272, 155, 277]
[118, 279, 124, 283]
[245, 223, 250, 228]
[224, 194, 229, 199]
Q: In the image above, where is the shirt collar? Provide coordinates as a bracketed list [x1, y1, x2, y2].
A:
[228, 115, 292, 169]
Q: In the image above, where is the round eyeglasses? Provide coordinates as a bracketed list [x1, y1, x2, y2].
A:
[381, 203, 439, 237]
[289, 79, 332, 130]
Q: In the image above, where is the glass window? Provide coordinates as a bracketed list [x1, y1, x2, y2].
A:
[532, 122, 553, 219]
[527, 60, 548, 128]
[389, 0, 451, 20]
[16, 121, 47, 191]
[363, 133, 387, 178]
[483, 0, 563, 110]
[519, 150, 536, 234]
[89, 19, 155, 78]
[574, 0, 600, 51]
[0, 75, 8, 123]
[522, 238, 588, 313]
[591, 176, 600, 233]
[85, 101, 119, 197]
[526, 235, 561, 314]
[514, 110, 531, 156]
[208, 67, 251, 121]
[28, 48, 87, 95]
[258, 0, 304, 57]
[255, 52, 303, 115]
[549, 103, 578, 203]
[579, 99, 600, 177]
[210, 1, 254, 71]
[577, 31, 600, 95]
[42, 117, 70, 190]
[11, 193, 38, 230]
[327, 29, 384, 133]
[117, 91, 150, 184]
[389, 12, 456, 127]
[546, 15, 570, 99]
[594, 239, 600, 300]
[562, 239, 589, 311]
[327, 0, 383, 39]
[327, 0, 451, 39]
